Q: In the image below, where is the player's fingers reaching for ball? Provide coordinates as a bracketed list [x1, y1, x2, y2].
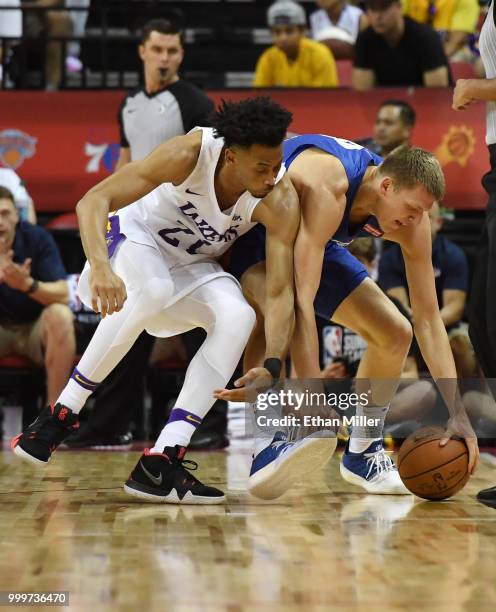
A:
[213, 368, 274, 402]
[213, 387, 247, 402]
[234, 367, 272, 389]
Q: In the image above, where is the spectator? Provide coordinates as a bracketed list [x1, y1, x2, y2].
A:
[254, 0, 339, 87]
[402, 0, 480, 59]
[378, 202, 476, 377]
[0, 167, 36, 223]
[357, 99, 416, 156]
[115, 18, 214, 169]
[0, 186, 75, 404]
[0, 1, 22, 88]
[310, 0, 368, 59]
[22, 1, 73, 90]
[65, 0, 90, 73]
[353, 0, 451, 89]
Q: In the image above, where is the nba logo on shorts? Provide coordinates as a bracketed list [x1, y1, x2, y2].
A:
[323, 325, 343, 362]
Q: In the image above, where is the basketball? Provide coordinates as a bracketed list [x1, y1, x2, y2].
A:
[397, 426, 470, 500]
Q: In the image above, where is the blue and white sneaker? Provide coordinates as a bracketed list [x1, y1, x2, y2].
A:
[248, 430, 337, 500]
[340, 439, 411, 495]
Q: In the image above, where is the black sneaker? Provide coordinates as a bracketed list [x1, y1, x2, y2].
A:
[11, 403, 80, 466]
[124, 446, 226, 505]
[63, 424, 133, 450]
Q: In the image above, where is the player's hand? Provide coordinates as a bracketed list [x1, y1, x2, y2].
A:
[440, 418, 479, 475]
[89, 264, 127, 317]
[452, 79, 475, 111]
[213, 367, 273, 402]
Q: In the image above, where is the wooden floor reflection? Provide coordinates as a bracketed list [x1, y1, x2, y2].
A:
[1, 445, 495, 611]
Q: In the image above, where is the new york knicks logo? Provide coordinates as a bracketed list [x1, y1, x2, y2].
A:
[0, 129, 37, 169]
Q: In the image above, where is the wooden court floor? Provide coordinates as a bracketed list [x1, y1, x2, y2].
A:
[1, 445, 496, 612]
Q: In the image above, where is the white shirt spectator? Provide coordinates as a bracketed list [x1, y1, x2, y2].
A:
[0, 0, 22, 38]
[310, 4, 363, 44]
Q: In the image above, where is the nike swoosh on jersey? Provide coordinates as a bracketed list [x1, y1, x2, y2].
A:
[140, 461, 163, 486]
[185, 188, 202, 196]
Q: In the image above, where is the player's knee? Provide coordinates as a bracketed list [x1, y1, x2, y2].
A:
[218, 298, 256, 344]
[391, 316, 413, 354]
[141, 278, 174, 315]
[376, 314, 412, 355]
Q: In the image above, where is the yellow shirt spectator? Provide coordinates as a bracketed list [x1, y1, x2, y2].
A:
[401, 0, 479, 33]
[254, 37, 339, 87]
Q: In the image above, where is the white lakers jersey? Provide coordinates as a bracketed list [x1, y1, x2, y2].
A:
[114, 127, 286, 266]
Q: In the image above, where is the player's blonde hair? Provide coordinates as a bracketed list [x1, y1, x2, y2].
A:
[378, 146, 445, 202]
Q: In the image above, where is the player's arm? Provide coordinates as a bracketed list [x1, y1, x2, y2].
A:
[76, 131, 200, 317]
[221, 176, 300, 397]
[395, 218, 478, 471]
[291, 174, 345, 378]
[252, 175, 300, 365]
[114, 147, 131, 171]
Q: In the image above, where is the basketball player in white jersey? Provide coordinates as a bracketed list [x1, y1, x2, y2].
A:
[11, 97, 335, 505]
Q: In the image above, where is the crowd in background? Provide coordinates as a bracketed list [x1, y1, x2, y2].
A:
[0, 0, 488, 90]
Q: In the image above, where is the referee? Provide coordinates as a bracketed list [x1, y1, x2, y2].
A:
[452, 1, 496, 503]
[115, 18, 214, 169]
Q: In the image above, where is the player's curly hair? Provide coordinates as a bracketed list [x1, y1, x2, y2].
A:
[211, 97, 292, 148]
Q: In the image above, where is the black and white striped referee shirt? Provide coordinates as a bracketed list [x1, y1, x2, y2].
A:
[118, 80, 214, 160]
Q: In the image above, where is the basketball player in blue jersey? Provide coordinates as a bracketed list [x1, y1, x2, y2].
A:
[10, 98, 337, 505]
[217, 134, 479, 498]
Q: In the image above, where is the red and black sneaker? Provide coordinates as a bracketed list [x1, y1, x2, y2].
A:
[124, 446, 226, 505]
[11, 403, 80, 466]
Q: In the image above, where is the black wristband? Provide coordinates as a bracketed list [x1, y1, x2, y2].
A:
[263, 358, 282, 380]
[25, 279, 39, 295]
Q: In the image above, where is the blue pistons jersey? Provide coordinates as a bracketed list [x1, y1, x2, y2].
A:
[229, 134, 385, 320]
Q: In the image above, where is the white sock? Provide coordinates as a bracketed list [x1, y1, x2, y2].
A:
[349, 403, 389, 453]
[56, 368, 98, 414]
[151, 410, 199, 452]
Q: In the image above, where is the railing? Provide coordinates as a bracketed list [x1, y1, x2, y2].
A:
[0, 1, 274, 90]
